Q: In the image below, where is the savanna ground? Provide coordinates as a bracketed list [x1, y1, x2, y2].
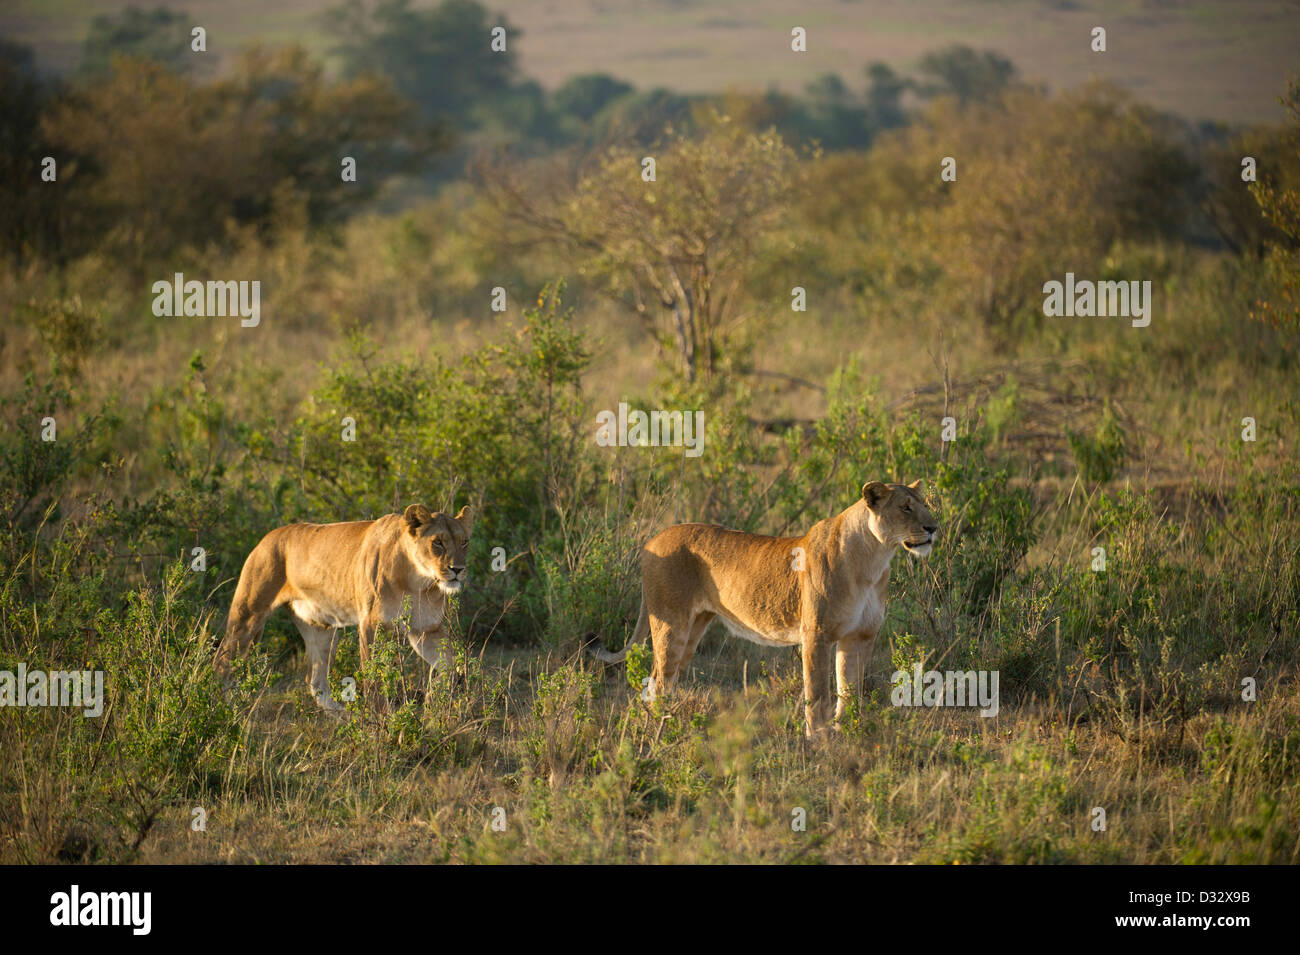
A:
[1, 1, 1299, 864]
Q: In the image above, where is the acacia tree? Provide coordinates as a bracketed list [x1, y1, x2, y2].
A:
[476, 115, 796, 383]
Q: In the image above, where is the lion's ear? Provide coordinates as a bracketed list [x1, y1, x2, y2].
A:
[861, 481, 890, 510]
[908, 478, 925, 497]
[453, 504, 474, 535]
[403, 503, 432, 535]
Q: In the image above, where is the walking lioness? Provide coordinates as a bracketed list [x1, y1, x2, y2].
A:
[587, 481, 936, 736]
[215, 504, 473, 710]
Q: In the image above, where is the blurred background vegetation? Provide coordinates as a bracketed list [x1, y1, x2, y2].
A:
[1, 1, 1298, 863]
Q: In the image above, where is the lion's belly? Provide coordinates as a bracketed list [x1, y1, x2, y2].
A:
[288, 589, 444, 631]
[717, 615, 802, 648]
[289, 596, 357, 630]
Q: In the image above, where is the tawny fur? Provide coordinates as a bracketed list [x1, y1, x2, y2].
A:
[589, 481, 937, 737]
[215, 504, 473, 711]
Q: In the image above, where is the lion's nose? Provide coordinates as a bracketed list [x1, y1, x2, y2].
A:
[924, 523, 937, 535]
[451, 565, 466, 577]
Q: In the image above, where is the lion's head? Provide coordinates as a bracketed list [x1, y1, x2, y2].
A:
[861, 479, 938, 557]
[403, 504, 474, 594]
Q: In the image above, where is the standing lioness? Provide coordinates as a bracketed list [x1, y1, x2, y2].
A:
[588, 481, 936, 736]
[215, 504, 473, 711]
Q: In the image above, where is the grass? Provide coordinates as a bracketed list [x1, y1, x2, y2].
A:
[3, 444, 1297, 864]
[10, 638, 1296, 864]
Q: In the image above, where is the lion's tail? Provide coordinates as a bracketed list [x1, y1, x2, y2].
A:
[583, 597, 649, 665]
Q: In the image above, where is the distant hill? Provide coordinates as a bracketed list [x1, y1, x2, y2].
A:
[2, 0, 1297, 123]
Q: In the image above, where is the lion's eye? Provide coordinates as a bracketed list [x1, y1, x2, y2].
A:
[432, 539, 444, 551]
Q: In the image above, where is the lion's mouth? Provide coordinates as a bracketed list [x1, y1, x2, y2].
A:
[438, 579, 463, 594]
[903, 537, 934, 554]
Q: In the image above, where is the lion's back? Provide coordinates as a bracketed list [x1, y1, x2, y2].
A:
[256, 518, 384, 595]
[642, 522, 804, 618]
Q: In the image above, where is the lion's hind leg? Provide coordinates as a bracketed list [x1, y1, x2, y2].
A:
[673, 612, 715, 686]
[647, 610, 702, 702]
[295, 618, 345, 712]
[215, 537, 287, 683]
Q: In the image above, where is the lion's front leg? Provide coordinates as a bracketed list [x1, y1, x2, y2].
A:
[407, 626, 456, 688]
[295, 619, 345, 713]
[834, 638, 872, 723]
[357, 605, 390, 713]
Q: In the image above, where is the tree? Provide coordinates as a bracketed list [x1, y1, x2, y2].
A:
[587, 87, 696, 147]
[552, 73, 634, 123]
[323, 0, 521, 130]
[0, 40, 61, 263]
[917, 45, 1017, 105]
[753, 65, 910, 151]
[863, 62, 910, 132]
[476, 114, 796, 383]
[80, 5, 196, 77]
[800, 73, 871, 150]
[42, 46, 443, 267]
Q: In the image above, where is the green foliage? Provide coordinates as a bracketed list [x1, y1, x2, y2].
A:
[524, 665, 601, 779]
[0, 542, 256, 861]
[95, 564, 247, 798]
[625, 643, 653, 694]
[0, 375, 119, 533]
[933, 449, 1037, 616]
[539, 516, 639, 651]
[1067, 401, 1127, 483]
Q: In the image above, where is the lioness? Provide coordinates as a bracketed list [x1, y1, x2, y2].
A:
[587, 481, 937, 736]
[215, 504, 473, 711]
